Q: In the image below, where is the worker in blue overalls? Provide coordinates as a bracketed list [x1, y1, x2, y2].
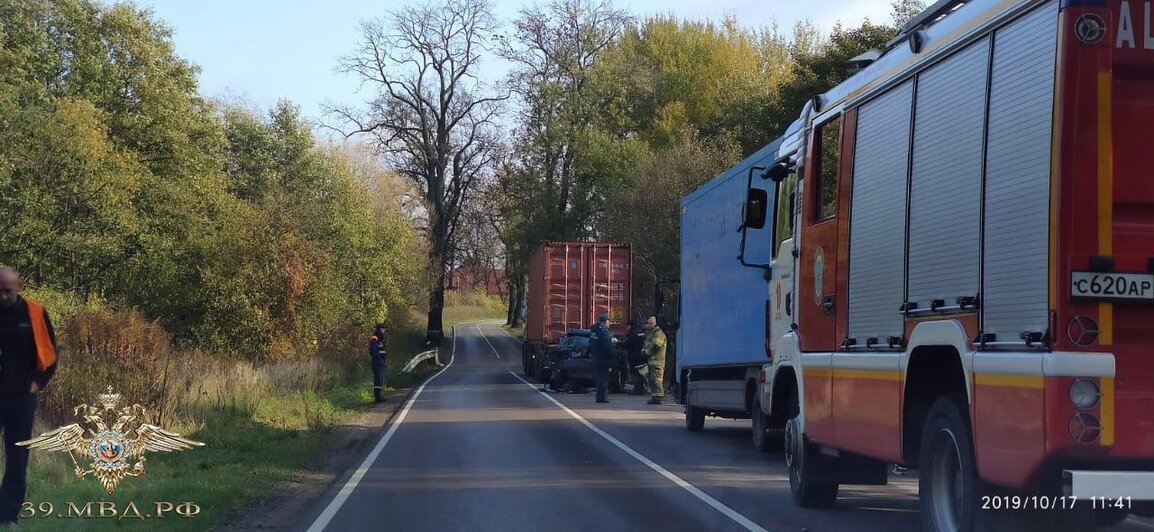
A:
[590, 313, 614, 404]
[370, 325, 387, 403]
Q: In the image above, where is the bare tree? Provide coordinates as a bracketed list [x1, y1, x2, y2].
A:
[503, 0, 631, 230]
[891, 0, 928, 26]
[494, 0, 631, 326]
[329, 0, 505, 344]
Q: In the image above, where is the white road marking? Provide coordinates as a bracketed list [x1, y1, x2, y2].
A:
[509, 371, 769, 532]
[500, 329, 520, 340]
[1127, 517, 1154, 530]
[476, 324, 501, 358]
[306, 327, 458, 532]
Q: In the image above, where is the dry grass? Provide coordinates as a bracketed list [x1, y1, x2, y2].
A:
[17, 300, 506, 531]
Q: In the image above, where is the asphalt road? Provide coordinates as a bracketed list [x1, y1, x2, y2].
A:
[301, 321, 1154, 532]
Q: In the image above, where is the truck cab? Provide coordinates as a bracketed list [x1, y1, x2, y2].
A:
[745, 0, 1154, 529]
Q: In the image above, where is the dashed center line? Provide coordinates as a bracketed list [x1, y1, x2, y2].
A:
[509, 371, 768, 532]
[476, 324, 502, 358]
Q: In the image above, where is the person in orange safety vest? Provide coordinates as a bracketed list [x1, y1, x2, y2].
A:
[0, 266, 57, 526]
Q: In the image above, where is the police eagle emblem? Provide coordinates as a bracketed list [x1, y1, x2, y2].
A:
[18, 386, 203, 494]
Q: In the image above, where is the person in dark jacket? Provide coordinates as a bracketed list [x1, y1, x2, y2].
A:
[0, 266, 57, 525]
[369, 329, 387, 403]
[589, 313, 614, 404]
[624, 318, 647, 395]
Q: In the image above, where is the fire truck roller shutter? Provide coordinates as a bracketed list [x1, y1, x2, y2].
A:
[848, 81, 914, 343]
[981, 2, 1058, 343]
[907, 37, 991, 313]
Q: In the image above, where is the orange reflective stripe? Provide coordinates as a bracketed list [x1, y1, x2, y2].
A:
[24, 299, 57, 371]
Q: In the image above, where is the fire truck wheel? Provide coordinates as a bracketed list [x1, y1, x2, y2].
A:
[751, 399, 770, 452]
[685, 393, 705, 432]
[785, 416, 838, 507]
[919, 395, 978, 532]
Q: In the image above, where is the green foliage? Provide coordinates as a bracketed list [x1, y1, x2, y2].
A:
[763, 20, 898, 137]
[601, 135, 742, 311]
[0, 0, 424, 363]
[592, 15, 784, 151]
[498, 2, 911, 317]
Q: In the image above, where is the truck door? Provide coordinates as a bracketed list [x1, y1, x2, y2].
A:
[769, 163, 798, 360]
[798, 114, 845, 352]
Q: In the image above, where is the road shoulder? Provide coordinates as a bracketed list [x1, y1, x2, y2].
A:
[217, 385, 419, 531]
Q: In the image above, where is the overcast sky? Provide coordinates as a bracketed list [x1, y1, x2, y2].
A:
[138, 0, 897, 123]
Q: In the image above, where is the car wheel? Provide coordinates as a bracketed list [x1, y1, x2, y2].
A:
[609, 369, 624, 393]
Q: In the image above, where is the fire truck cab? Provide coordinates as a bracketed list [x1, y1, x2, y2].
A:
[746, 0, 1154, 529]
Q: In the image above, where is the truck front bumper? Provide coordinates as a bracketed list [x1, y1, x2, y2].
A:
[1064, 470, 1154, 499]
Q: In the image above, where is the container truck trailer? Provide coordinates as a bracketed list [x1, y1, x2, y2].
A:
[521, 242, 632, 382]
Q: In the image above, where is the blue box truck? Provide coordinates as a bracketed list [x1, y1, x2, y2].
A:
[675, 124, 799, 450]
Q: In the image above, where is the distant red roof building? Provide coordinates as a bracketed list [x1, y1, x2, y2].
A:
[445, 264, 506, 298]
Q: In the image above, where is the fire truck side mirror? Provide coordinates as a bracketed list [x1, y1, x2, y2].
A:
[655, 288, 665, 315]
[743, 188, 768, 230]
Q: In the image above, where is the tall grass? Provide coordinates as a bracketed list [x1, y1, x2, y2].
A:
[14, 294, 504, 531]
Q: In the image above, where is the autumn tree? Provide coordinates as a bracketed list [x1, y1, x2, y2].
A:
[495, 0, 632, 323]
[600, 136, 740, 312]
[330, 0, 504, 345]
[592, 15, 785, 152]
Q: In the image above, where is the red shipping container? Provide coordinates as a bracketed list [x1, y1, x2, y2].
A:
[524, 242, 632, 345]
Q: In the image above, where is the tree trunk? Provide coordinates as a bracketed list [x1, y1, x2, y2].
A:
[426, 285, 446, 346]
[426, 244, 448, 346]
[505, 280, 517, 326]
[510, 276, 525, 328]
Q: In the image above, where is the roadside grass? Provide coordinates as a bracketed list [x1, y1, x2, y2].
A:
[15, 296, 508, 531]
[21, 399, 333, 531]
[503, 325, 525, 340]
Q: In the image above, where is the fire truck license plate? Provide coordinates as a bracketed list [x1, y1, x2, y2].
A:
[1071, 272, 1154, 301]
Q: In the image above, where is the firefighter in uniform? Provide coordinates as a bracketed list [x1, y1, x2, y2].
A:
[642, 316, 667, 405]
[0, 267, 57, 525]
[369, 329, 387, 403]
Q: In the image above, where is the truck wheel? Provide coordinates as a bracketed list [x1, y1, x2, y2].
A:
[785, 416, 838, 507]
[535, 359, 550, 383]
[919, 395, 979, 531]
[685, 392, 705, 432]
[752, 398, 770, 452]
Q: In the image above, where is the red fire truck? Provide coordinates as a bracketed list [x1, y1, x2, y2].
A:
[737, 0, 1154, 529]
